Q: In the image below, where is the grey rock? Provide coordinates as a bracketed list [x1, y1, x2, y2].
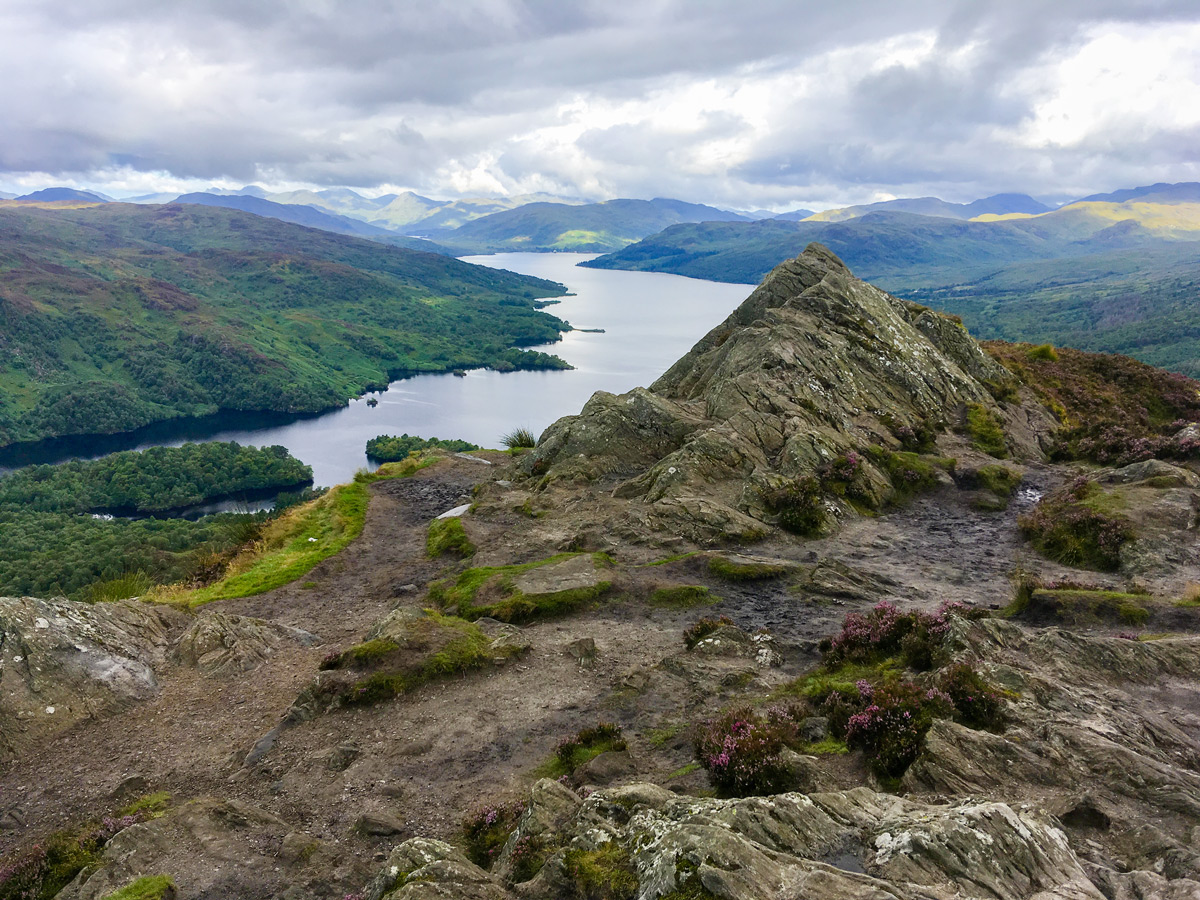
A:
[174, 611, 317, 676]
[355, 810, 406, 836]
[574, 749, 637, 787]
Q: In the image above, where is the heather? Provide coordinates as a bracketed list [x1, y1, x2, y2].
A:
[463, 799, 525, 869]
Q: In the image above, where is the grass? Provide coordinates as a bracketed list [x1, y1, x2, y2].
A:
[648, 585, 715, 608]
[636, 552, 702, 568]
[117, 791, 171, 819]
[426, 517, 475, 558]
[98, 876, 176, 900]
[666, 762, 701, 780]
[1018, 479, 1135, 572]
[646, 723, 685, 747]
[151, 458, 430, 607]
[81, 570, 154, 603]
[428, 552, 613, 622]
[501, 426, 537, 449]
[337, 612, 525, 707]
[800, 737, 849, 755]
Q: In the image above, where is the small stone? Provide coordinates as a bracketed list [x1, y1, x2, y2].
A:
[356, 811, 406, 836]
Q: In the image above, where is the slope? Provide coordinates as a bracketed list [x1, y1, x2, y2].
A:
[0, 202, 569, 448]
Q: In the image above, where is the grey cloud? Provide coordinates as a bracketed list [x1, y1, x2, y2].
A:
[0, 0, 1197, 202]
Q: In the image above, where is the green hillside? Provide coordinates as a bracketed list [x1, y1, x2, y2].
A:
[583, 200, 1200, 376]
[0, 202, 569, 448]
[436, 198, 751, 253]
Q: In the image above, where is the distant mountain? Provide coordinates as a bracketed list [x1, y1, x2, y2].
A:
[806, 193, 1050, 223]
[772, 208, 817, 221]
[14, 187, 109, 203]
[436, 197, 753, 253]
[0, 202, 568, 448]
[171, 193, 452, 254]
[0, 192, 15, 200]
[1075, 182, 1200, 205]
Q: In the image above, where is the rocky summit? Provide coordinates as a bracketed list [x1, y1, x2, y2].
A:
[3, 244, 1200, 900]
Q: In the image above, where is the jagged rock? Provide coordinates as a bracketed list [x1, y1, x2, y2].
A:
[494, 779, 582, 882]
[796, 558, 897, 602]
[174, 611, 317, 676]
[1101, 459, 1200, 488]
[524, 244, 1026, 539]
[57, 798, 360, 900]
[0, 596, 184, 760]
[363, 838, 512, 900]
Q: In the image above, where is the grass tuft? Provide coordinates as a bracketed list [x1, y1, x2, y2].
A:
[426, 517, 475, 559]
[501, 426, 537, 449]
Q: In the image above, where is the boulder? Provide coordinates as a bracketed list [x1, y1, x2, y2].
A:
[0, 596, 184, 760]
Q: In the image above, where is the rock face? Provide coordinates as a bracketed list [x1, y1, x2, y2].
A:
[0, 596, 183, 760]
[523, 244, 1024, 540]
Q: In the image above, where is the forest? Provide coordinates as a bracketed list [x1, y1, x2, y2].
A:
[365, 433, 479, 461]
[0, 442, 315, 599]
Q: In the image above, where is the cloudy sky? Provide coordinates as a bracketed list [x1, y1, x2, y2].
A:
[1, 0, 1198, 210]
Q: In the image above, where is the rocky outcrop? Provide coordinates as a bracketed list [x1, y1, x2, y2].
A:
[0, 596, 184, 760]
[173, 611, 318, 676]
[522, 244, 1028, 540]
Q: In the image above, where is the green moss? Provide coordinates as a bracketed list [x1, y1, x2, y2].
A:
[976, 464, 1022, 497]
[800, 737, 849, 755]
[646, 723, 685, 747]
[563, 843, 638, 900]
[322, 637, 400, 670]
[864, 446, 953, 501]
[648, 585, 715, 608]
[339, 612, 523, 707]
[428, 553, 613, 622]
[637, 552, 702, 568]
[426, 517, 475, 559]
[759, 474, 826, 535]
[98, 876, 176, 900]
[706, 556, 788, 581]
[116, 792, 171, 819]
[965, 403, 1008, 458]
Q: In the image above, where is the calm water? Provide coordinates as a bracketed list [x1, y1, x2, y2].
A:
[1, 254, 754, 488]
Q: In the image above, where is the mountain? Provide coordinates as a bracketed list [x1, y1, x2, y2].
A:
[583, 187, 1200, 376]
[1076, 181, 1200, 204]
[171, 192, 452, 253]
[805, 192, 1051, 222]
[436, 197, 753, 253]
[14, 187, 109, 203]
[7, 245, 1200, 900]
[0, 192, 15, 200]
[0, 202, 568, 447]
[772, 207, 817, 220]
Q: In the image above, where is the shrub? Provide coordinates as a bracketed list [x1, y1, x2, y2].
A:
[426, 517, 475, 558]
[964, 404, 1008, 458]
[1026, 344, 1059, 362]
[1018, 478, 1135, 571]
[760, 474, 825, 536]
[937, 663, 1006, 731]
[463, 800, 525, 869]
[555, 723, 627, 771]
[501, 427, 537, 450]
[683, 616, 734, 650]
[823, 600, 969, 671]
[694, 706, 793, 796]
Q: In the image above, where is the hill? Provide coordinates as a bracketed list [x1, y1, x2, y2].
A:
[171, 192, 452, 253]
[15, 187, 110, 203]
[435, 197, 752, 253]
[0, 202, 569, 448]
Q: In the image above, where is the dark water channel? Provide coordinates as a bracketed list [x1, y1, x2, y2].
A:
[0, 254, 754, 490]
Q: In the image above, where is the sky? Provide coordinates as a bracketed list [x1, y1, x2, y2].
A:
[1, 0, 1198, 211]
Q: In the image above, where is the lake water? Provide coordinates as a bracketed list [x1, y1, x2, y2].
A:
[0, 254, 754, 488]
